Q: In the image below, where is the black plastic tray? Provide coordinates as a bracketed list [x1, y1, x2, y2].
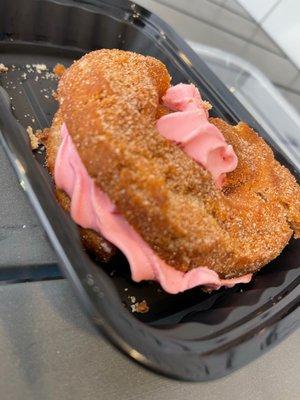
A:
[0, 0, 299, 381]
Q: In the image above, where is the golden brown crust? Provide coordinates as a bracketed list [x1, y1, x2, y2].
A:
[47, 49, 300, 278]
[214, 118, 300, 238]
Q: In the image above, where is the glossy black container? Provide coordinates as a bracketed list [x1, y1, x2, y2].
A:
[0, 0, 299, 381]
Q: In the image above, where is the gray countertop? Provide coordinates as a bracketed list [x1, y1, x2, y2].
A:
[0, 280, 299, 400]
[135, 0, 300, 115]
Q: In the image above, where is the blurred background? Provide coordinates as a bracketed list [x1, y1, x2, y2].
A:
[136, 0, 300, 115]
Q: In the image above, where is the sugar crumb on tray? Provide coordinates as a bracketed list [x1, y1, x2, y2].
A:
[53, 63, 66, 77]
[33, 63, 47, 73]
[0, 63, 8, 73]
[203, 100, 212, 111]
[128, 295, 136, 303]
[26, 126, 40, 150]
[131, 300, 149, 313]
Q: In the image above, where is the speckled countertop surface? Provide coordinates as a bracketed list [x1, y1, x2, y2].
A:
[0, 280, 299, 400]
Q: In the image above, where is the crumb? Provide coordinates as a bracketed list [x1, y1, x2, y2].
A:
[0, 63, 8, 73]
[203, 100, 212, 111]
[53, 63, 66, 77]
[45, 71, 56, 80]
[44, 94, 49, 99]
[26, 126, 40, 150]
[36, 128, 49, 142]
[35, 129, 43, 138]
[124, 288, 128, 291]
[33, 63, 47, 73]
[25, 64, 34, 73]
[131, 300, 149, 313]
[130, 304, 136, 312]
[128, 295, 136, 303]
[21, 72, 27, 79]
[35, 76, 39, 81]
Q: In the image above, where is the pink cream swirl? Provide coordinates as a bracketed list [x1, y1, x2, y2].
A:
[157, 83, 238, 187]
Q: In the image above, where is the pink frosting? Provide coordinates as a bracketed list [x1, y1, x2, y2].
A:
[54, 122, 252, 293]
[157, 83, 238, 187]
